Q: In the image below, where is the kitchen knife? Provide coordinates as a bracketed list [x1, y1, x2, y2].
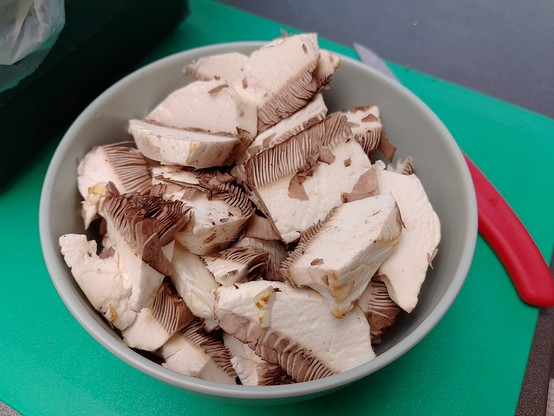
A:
[354, 42, 554, 307]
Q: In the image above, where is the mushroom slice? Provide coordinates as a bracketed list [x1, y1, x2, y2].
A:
[184, 52, 249, 84]
[233, 33, 321, 132]
[280, 193, 403, 318]
[170, 243, 220, 331]
[159, 319, 237, 384]
[357, 275, 403, 344]
[122, 282, 195, 351]
[373, 161, 441, 313]
[237, 93, 328, 165]
[59, 234, 136, 330]
[77, 143, 152, 229]
[202, 247, 269, 286]
[153, 166, 254, 255]
[146, 79, 257, 142]
[128, 119, 243, 168]
[337, 105, 384, 156]
[252, 137, 374, 244]
[98, 188, 190, 311]
[215, 281, 374, 380]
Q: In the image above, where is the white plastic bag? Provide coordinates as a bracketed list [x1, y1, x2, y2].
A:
[0, 0, 65, 65]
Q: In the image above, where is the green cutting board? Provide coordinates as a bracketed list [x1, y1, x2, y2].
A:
[1, 0, 553, 414]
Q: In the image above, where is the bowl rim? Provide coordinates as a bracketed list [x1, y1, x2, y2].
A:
[39, 41, 478, 401]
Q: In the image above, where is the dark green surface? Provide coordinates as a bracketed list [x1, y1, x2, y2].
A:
[1, 0, 553, 414]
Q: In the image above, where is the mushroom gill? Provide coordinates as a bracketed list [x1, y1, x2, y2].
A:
[233, 33, 322, 132]
[122, 282, 195, 351]
[98, 186, 190, 311]
[357, 275, 403, 344]
[152, 166, 255, 255]
[202, 247, 269, 286]
[279, 194, 403, 318]
[217, 311, 334, 383]
[215, 281, 375, 377]
[159, 318, 237, 383]
[233, 113, 351, 189]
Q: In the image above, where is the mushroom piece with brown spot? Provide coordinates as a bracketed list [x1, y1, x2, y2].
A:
[145, 79, 257, 143]
[280, 193, 403, 318]
[128, 119, 245, 169]
[215, 281, 375, 381]
[336, 105, 384, 157]
[232, 33, 322, 132]
[152, 165, 255, 255]
[357, 275, 404, 344]
[239, 114, 379, 244]
[59, 233, 137, 331]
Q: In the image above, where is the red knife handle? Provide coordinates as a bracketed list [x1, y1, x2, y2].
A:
[464, 154, 554, 307]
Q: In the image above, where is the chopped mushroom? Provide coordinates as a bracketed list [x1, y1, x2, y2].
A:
[357, 275, 404, 344]
[98, 186, 190, 311]
[280, 193, 403, 318]
[59, 234, 136, 330]
[77, 143, 152, 229]
[224, 333, 293, 385]
[152, 165, 254, 255]
[337, 105, 384, 156]
[233, 33, 322, 131]
[373, 161, 441, 313]
[237, 93, 328, 166]
[215, 281, 374, 380]
[159, 319, 237, 384]
[122, 282, 195, 351]
[146, 79, 257, 142]
[202, 247, 268, 286]
[129, 119, 244, 168]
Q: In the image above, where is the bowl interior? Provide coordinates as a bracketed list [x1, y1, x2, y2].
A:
[39, 42, 477, 402]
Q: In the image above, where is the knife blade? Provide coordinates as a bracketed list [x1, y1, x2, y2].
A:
[354, 42, 554, 307]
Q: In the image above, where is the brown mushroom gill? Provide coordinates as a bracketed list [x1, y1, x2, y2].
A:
[217, 312, 334, 383]
[99, 189, 190, 276]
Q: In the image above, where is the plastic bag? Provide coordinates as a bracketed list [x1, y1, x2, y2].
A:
[0, 0, 65, 65]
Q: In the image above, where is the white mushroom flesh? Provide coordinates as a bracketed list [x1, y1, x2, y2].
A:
[373, 161, 441, 312]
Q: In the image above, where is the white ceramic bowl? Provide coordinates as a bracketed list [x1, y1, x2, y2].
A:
[39, 42, 477, 404]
